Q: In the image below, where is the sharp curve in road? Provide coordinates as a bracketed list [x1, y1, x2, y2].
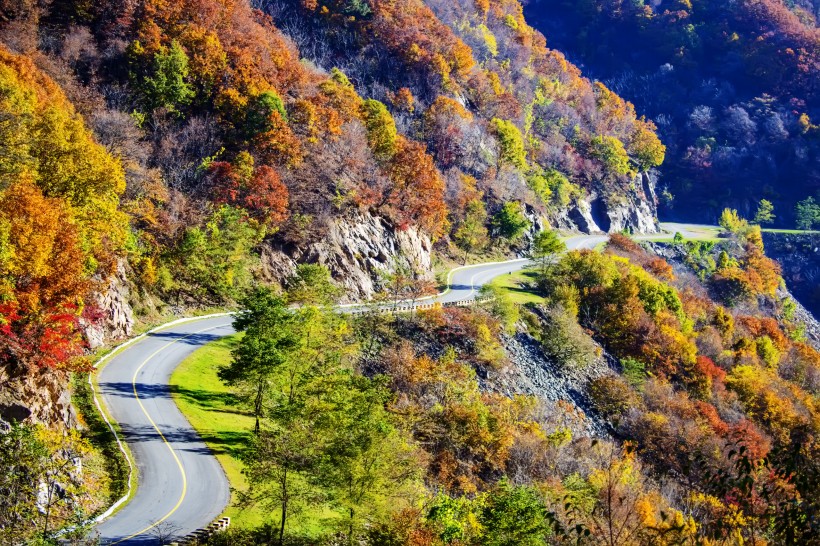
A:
[92, 225, 693, 544]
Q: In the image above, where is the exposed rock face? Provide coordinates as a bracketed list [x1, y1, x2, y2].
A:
[550, 172, 660, 234]
[0, 367, 76, 429]
[261, 212, 433, 302]
[605, 172, 660, 234]
[82, 260, 135, 349]
[483, 332, 614, 439]
[551, 197, 600, 234]
[761, 232, 820, 319]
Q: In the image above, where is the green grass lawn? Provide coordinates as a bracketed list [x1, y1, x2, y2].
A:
[762, 228, 820, 234]
[638, 225, 722, 243]
[169, 335, 338, 533]
[168, 335, 263, 526]
[487, 268, 546, 305]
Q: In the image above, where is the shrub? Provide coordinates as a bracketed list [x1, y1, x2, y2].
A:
[589, 375, 639, 422]
[539, 305, 597, 368]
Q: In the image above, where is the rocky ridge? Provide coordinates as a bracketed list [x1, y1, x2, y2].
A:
[261, 211, 434, 302]
[552, 171, 660, 234]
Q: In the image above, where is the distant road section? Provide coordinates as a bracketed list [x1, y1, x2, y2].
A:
[93, 228, 690, 543]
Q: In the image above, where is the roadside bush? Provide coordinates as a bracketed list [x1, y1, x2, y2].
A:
[589, 375, 640, 423]
[539, 304, 597, 368]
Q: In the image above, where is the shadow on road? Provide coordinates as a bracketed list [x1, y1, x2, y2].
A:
[145, 331, 230, 346]
[99, 381, 170, 400]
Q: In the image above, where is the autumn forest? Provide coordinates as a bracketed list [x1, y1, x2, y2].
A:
[1, 0, 819, 545]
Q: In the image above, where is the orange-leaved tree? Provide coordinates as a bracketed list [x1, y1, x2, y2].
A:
[0, 46, 127, 371]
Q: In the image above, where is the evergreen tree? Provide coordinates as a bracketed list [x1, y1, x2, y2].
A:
[142, 40, 195, 114]
[752, 199, 775, 225]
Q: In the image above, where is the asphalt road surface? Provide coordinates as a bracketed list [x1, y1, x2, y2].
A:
[92, 228, 674, 544]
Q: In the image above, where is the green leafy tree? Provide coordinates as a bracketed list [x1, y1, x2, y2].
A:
[529, 229, 566, 275]
[360, 99, 398, 161]
[0, 423, 92, 544]
[453, 199, 489, 263]
[141, 40, 195, 114]
[491, 118, 527, 169]
[220, 289, 295, 433]
[589, 135, 633, 177]
[0, 422, 47, 544]
[795, 197, 820, 230]
[164, 205, 264, 304]
[752, 199, 775, 225]
[492, 202, 530, 242]
[621, 357, 647, 388]
[314, 374, 419, 538]
[718, 208, 748, 234]
[285, 263, 340, 306]
[245, 90, 287, 138]
[480, 481, 554, 546]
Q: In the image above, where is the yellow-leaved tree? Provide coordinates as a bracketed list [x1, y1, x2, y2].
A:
[0, 46, 127, 371]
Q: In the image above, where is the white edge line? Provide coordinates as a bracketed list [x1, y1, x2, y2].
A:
[89, 312, 235, 525]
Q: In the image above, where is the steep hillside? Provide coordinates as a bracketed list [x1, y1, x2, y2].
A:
[266, 0, 666, 233]
[0, 0, 667, 394]
[525, 0, 820, 227]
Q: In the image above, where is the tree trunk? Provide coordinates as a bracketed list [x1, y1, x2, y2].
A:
[254, 382, 263, 435]
[279, 469, 287, 545]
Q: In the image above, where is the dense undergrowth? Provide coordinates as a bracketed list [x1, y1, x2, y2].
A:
[167, 235, 820, 545]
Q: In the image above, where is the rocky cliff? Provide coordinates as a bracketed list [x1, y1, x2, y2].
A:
[761, 232, 820, 319]
[552, 171, 660, 234]
[0, 367, 76, 428]
[83, 260, 136, 350]
[261, 212, 433, 302]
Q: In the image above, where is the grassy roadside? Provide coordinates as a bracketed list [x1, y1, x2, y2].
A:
[487, 268, 545, 305]
[168, 335, 337, 532]
[166, 335, 261, 525]
[71, 373, 135, 517]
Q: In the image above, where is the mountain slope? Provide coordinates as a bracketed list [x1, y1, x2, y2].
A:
[525, 0, 820, 226]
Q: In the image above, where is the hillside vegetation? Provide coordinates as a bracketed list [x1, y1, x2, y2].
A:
[526, 0, 820, 226]
[1, 1, 819, 545]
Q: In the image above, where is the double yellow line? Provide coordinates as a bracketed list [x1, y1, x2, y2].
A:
[110, 322, 230, 544]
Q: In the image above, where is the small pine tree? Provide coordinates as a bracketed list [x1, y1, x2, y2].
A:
[752, 199, 775, 225]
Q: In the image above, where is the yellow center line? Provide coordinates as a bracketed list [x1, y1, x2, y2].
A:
[110, 322, 231, 545]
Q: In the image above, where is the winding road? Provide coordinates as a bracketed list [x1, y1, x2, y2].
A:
[93, 225, 692, 544]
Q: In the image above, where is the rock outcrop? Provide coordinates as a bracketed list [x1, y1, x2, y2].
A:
[550, 171, 660, 234]
[82, 260, 135, 349]
[761, 232, 820, 319]
[261, 212, 433, 302]
[605, 172, 661, 234]
[0, 367, 76, 429]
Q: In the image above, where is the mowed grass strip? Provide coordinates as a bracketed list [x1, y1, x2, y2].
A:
[169, 334, 337, 533]
[487, 268, 546, 305]
[168, 335, 266, 526]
